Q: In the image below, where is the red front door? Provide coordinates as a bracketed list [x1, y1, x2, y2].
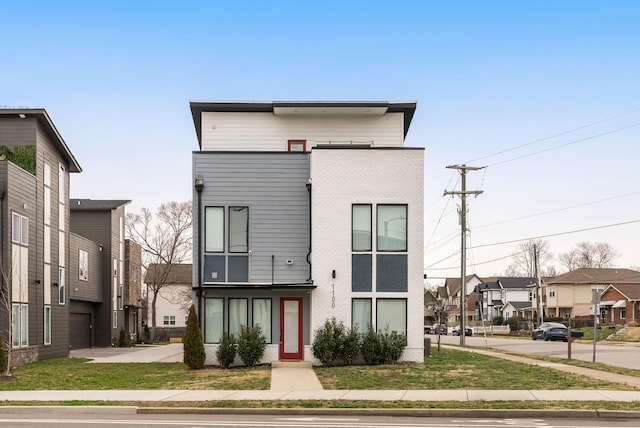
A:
[279, 297, 303, 360]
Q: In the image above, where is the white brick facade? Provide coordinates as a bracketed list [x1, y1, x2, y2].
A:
[310, 148, 425, 362]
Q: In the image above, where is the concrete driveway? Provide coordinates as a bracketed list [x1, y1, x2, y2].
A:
[69, 343, 183, 363]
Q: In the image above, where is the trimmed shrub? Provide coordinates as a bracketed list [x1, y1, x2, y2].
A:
[237, 325, 266, 367]
[493, 315, 504, 326]
[183, 304, 206, 369]
[507, 315, 524, 333]
[311, 317, 346, 367]
[216, 333, 237, 369]
[379, 329, 407, 364]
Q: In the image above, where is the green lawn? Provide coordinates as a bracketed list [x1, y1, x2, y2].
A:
[0, 358, 271, 391]
[314, 348, 635, 390]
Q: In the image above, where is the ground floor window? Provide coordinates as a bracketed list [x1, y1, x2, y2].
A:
[351, 298, 371, 334]
[12, 303, 28, 348]
[376, 299, 407, 335]
[621, 308, 626, 319]
[228, 298, 248, 338]
[44, 306, 51, 345]
[163, 315, 176, 326]
[204, 298, 224, 343]
[252, 298, 272, 342]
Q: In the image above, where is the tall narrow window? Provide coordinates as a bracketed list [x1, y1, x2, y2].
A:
[58, 267, 65, 305]
[228, 298, 248, 338]
[252, 299, 272, 342]
[205, 207, 224, 252]
[352, 204, 372, 251]
[44, 306, 51, 345]
[204, 298, 224, 343]
[377, 205, 407, 252]
[352, 298, 372, 334]
[229, 207, 248, 253]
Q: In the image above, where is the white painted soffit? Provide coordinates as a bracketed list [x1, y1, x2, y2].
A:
[273, 106, 388, 116]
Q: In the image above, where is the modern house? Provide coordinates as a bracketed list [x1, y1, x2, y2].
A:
[0, 108, 81, 364]
[69, 199, 141, 347]
[545, 268, 640, 321]
[190, 100, 425, 365]
[144, 263, 192, 340]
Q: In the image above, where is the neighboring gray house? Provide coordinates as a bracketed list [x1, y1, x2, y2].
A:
[69, 199, 139, 347]
[476, 277, 537, 323]
[0, 108, 82, 363]
[191, 100, 425, 365]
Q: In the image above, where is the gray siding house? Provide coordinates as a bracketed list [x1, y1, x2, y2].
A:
[69, 199, 139, 347]
[0, 109, 81, 363]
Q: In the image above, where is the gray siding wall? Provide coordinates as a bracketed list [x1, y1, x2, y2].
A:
[193, 152, 311, 284]
[0, 117, 36, 146]
[69, 233, 103, 302]
[69, 209, 115, 346]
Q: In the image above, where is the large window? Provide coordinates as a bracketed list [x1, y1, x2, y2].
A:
[352, 205, 372, 251]
[377, 205, 407, 251]
[205, 207, 224, 252]
[352, 298, 371, 334]
[376, 299, 407, 335]
[163, 315, 176, 326]
[205, 298, 224, 343]
[229, 207, 248, 253]
[252, 298, 272, 342]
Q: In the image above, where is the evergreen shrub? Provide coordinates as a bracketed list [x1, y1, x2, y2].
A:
[183, 304, 206, 369]
[237, 325, 266, 367]
[216, 333, 237, 369]
[311, 317, 346, 367]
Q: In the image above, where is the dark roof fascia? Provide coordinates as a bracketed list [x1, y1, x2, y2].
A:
[0, 109, 82, 173]
[70, 199, 131, 211]
[198, 282, 317, 290]
[189, 100, 417, 147]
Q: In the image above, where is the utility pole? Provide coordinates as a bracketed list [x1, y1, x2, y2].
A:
[444, 164, 484, 346]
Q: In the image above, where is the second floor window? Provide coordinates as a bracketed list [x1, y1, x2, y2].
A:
[205, 206, 249, 253]
[377, 205, 407, 252]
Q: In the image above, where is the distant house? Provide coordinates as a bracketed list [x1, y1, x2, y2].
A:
[70, 199, 142, 347]
[144, 264, 192, 339]
[476, 277, 537, 323]
[544, 268, 640, 320]
[599, 282, 640, 325]
[440, 274, 483, 324]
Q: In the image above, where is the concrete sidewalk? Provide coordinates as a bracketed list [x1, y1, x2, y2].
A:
[5, 342, 634, 404]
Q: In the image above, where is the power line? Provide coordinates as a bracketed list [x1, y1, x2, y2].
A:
[487, 121, 640, 167]
[470, 219, 640, 249]
[468, 107, 640, 164]
[473, 191, 640, 230]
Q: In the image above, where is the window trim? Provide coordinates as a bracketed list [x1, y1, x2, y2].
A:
[287, 140, 306, 152]
[205, 206, 225, 253]
[228, 206, 249, 253]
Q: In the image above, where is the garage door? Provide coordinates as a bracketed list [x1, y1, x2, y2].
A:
[70, 313, 91, 349]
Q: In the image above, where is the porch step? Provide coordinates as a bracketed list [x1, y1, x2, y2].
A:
[271, 361, 312, 369]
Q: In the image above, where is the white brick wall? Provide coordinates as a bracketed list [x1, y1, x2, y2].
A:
[310, 148, 425, 362]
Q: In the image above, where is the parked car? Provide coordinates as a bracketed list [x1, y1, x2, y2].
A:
[431, 323, 448, 335]
[531, 322, 568, 342]
[452, 325, 472, 336]
[424, 325, 432, 334]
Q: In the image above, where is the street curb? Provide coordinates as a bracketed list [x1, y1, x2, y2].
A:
[0, 406, 138, 415]
[136, 407, 640, 419]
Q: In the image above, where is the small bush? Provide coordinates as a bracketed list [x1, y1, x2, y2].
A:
[507, 316, 524, 333]
[118, 328, 128, 347]
[143, 325, 152, 344]
[311, 317, 346, 367]
[216, 333, 237, 369]
[360, 325, 381, 365]
[493, 315, 504, 326]
[183, 305, 206, 369]
[379, 329, 407, 364]
[237, 325, 266, 367]
[340, 327, 360, 365]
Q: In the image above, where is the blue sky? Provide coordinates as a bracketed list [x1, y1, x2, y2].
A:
[3, 1, 639, 281]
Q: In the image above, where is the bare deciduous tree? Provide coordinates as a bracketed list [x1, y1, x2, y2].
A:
[126, 201, 192, 339]
[558, 241, 619, 271]
[426, 298, 451, 352]
[504, 239, 554, 277]
[0, 262, 14, 376]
